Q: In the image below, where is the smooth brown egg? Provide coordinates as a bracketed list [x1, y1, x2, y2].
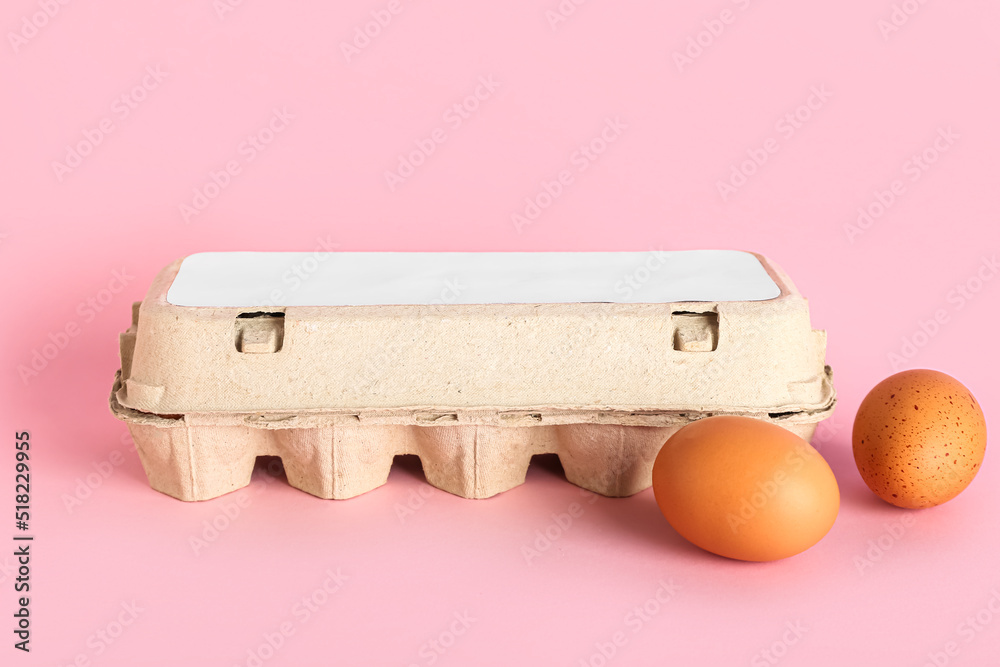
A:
[853, 369, 987, 509]
[652, 416, 840, 562]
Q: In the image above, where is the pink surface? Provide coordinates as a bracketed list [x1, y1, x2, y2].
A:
[1, 1, 998, 664]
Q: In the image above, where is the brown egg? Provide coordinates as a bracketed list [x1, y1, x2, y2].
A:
[652, 416, 840, 562]
[853, 369, 987, 509]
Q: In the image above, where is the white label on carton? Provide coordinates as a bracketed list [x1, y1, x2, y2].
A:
[165, 250, 781, 307]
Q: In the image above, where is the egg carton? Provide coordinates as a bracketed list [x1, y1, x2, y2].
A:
[108, 250, 836, 501]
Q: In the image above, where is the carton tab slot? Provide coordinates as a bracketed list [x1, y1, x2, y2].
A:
[235, 312, 285, 354]
[672, 311, 719, 352]
[415, 413, 460, 423]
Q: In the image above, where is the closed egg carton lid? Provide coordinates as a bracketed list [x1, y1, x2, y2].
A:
[114, 250, 835, 418]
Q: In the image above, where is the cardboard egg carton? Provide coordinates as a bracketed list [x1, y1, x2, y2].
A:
[109, 251, 836, 501]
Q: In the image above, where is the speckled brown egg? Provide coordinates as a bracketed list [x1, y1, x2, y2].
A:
[853, 369, 987, 509]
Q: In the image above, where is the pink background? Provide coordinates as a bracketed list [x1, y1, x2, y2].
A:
[2, 0, 999, 665]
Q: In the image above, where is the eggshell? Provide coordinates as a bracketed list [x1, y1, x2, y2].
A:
[652, 416, 840, 562]
[852, 369, 987, 509]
